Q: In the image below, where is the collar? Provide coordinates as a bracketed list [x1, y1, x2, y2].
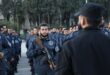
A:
[39, 34, 49, 41]
[83, 26, 100, 31]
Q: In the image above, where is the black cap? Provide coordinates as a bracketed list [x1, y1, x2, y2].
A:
[75, 3, 105, 20]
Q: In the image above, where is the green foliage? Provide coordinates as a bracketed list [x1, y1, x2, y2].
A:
[0, 0, 109, 29]
[0, 20, 18, 30]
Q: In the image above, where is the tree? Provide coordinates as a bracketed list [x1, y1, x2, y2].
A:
[0, 0, 109, 29]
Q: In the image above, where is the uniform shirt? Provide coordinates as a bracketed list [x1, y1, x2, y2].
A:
[55, 26, 110, 75]
[0, 33, 9, 71]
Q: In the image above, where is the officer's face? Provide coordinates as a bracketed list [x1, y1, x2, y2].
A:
[52, 28, 57, 32]
[63, 30, 68, 35]
[33, 28, 37, 34]
[8, 29, 12, 34]
[40, 26, 49, 36]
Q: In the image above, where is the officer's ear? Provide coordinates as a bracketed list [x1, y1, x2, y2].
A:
[79, 15, 88, 29]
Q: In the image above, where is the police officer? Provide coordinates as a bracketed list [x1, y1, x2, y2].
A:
[11, 31, 21, 73]
[26, 28, 38, 75]
[28, 23, 59, 75]
[55, 3, 110, 75]
[5, 29, 15, 75]
[0, 27, 9, 75]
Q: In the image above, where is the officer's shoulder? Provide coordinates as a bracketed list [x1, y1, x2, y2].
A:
[63, 38, 75, 49]
[61, 39, 75, 56]
[0, 34, 6, 39]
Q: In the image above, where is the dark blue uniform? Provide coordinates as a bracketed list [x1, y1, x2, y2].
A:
[5, 34, 15, 75]
[50, 31, 79, 49]
[101, 28, 110, 37]
[27, 34, 59, 75]
[26, 34, 37, 75]
[12, 34, 21, 73]
[0, 33, 9, 75]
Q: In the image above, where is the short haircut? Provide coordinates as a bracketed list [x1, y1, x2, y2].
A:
[39, 23, 48, 29]
[40, 23, 48, 27]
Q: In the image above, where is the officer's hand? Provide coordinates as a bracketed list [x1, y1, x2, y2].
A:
[49, 64, 56, 70]
[40, 48, 46, 53]
[37, 48, 45, 54]
[49, 64, 53, 70]
[33, 48, 45, 58]
[11, 58, 14, 61]
[0, 52, 4, 59]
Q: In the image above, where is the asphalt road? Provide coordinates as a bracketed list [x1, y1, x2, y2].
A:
[15, 40, 31, 75]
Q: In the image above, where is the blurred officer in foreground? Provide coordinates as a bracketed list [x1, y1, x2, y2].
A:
[55, 3, 110, 75]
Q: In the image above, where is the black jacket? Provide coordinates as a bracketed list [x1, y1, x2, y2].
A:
[55, 27, 110, 75]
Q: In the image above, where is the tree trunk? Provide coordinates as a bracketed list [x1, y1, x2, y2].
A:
[24, 13, 30, 29]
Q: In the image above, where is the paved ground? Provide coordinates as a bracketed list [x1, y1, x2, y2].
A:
[15, 40, 31, 75]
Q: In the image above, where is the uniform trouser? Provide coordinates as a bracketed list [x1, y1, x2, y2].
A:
[14, 55, 19, 72]
[8, 61, 15, 75]
[29, 59, 35, 75]
[19, 50, 21, 57]
[0, 70, 7, 75]
[35, 65, 54, 75]
[31, 62, 35, 75]
[8, 69, 14, 75]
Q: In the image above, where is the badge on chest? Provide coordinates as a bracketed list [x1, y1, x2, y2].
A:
[48, 40, 54, 46]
